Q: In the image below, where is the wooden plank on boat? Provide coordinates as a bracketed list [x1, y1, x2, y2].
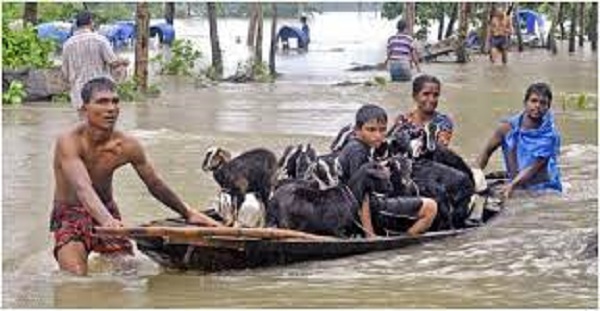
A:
[94, 226, 336, 242]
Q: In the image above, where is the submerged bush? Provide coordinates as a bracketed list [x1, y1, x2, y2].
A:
[2, 21, 55, 69]
[116, 78, 161, 101]
[3, 81, 27, 105]
[153, 39, 202, 76]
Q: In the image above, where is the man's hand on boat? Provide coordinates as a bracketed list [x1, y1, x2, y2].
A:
[500, 183, 514, 200]
[186, 208, 224, 227]
[102, 217, 125, 228]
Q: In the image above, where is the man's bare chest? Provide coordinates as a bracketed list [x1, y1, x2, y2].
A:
[81, 142, 128, 178]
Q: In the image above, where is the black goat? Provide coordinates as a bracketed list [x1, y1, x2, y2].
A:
[202, 147, 277, 222]
[268, 162, 391, 237]
[275, 144, 317, 187]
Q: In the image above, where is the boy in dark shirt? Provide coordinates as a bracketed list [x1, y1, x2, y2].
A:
[338, 104, 437, 237]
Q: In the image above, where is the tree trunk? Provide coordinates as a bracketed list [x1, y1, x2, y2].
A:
[578, 3, 585, 48]
[568, 3, 576, 52]
[513, 2, 523, 52]
[247, 3, 259, 47]
[547, 2, 560, 54]
[558, 3, 565, 40]
[207, 2, 222, 78]
[404, 2, 415, 36]
[437, 13, 445, 41]
[135, 2, 150, 92]
[480, 2, 493, 53]
[591, 2, 598, 51]
[445, 3, 458, 38]
[456, 2, 469, 63]
[187, 3, 192, 17]
[254, 4, 264, 68]
[23, 2, 38, 26]
[164, 2, 175, 25]
[269, 3, 278, 77]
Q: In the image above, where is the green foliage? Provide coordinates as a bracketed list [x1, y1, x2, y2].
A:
[252, 61, 273, 83]
[559, 92, 598, 110]
[373, 76, 387, 86]
[51, 92, 71, 104]
[116, 78, 161, 101]
[2, 2, 23, 21]
[381, 3, 403, 20]
[3, 81, 27, 105]
[154, 39, 202, 76]
[116, 79, 141, 102]
[37, 2, 83, 23]
[2, 21, 55, 69]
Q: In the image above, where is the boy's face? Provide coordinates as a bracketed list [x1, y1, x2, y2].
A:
[413, 82, 440, 116]
[524, 92, 550, 121]
[356, 119, 387, 149]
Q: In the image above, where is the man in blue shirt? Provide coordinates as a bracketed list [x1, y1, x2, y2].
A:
[477, 82, 562, 198]
[300, 16, 310, 49]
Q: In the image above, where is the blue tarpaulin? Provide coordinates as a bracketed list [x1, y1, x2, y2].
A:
[517, 9, 545, 34]
[36, 22, 73, 46]
[150, 23, 175, 45]
[277, 25, 309, 49]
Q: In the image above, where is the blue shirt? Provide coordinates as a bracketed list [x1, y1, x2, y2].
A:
[501, 112, 562, 192]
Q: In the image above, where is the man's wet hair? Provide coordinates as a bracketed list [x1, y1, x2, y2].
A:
[413, 74, 441, 95]
[300, 16, 307, 23]
[75, 11, 93, 28]
[81, 76, 117, 104]
[355, 104, 388, 129]
[524, 82, 553, 105]
[396, 20, 407, 32]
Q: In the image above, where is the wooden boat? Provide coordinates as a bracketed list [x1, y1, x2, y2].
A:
[95, 178, 505, 272]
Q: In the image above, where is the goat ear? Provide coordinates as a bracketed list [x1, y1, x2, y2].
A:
[278, 145, 294, 167]
[202, 146, 218, 171]
[218, 148, 232, 162]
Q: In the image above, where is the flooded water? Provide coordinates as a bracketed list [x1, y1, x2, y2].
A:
[3, 12, 598, 308]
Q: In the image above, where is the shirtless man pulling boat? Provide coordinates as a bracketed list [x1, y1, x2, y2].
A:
[49, 76, 222, 276]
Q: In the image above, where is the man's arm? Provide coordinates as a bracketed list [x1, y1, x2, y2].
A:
[100, 38, 129, 68]
[411, 43, 421, 72]
[127, 138, 222, 226]
[61, 57, 70, 85]
[56, 135, 121, 227]
[503, 157, 548, 198]
[477, 123, 511, 170]
[359, 196, 376, 238]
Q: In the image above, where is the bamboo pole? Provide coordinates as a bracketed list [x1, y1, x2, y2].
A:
[95, 226, 336, 241]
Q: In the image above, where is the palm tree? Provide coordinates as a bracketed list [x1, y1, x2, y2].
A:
[404, 2, 415, 35]
[135, 2, 150, 92]
[268, 3, 278, 76]
[513, 2, 523, 52]
[456, 2, 469, 63]
[247, 3, 259, 47]
[547, 2, 561, 54]
[207, 2, 222, 78]
[591, 2, 597, 51]
[568, 3, 576, 52]
[253, 4, 264, 69]
[445, 3, 458, 38]
[578, 3, 585, 48]
[23, 2, 38, 26]
[164, 2, 175, 25]
[557, 3, 565, 40]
